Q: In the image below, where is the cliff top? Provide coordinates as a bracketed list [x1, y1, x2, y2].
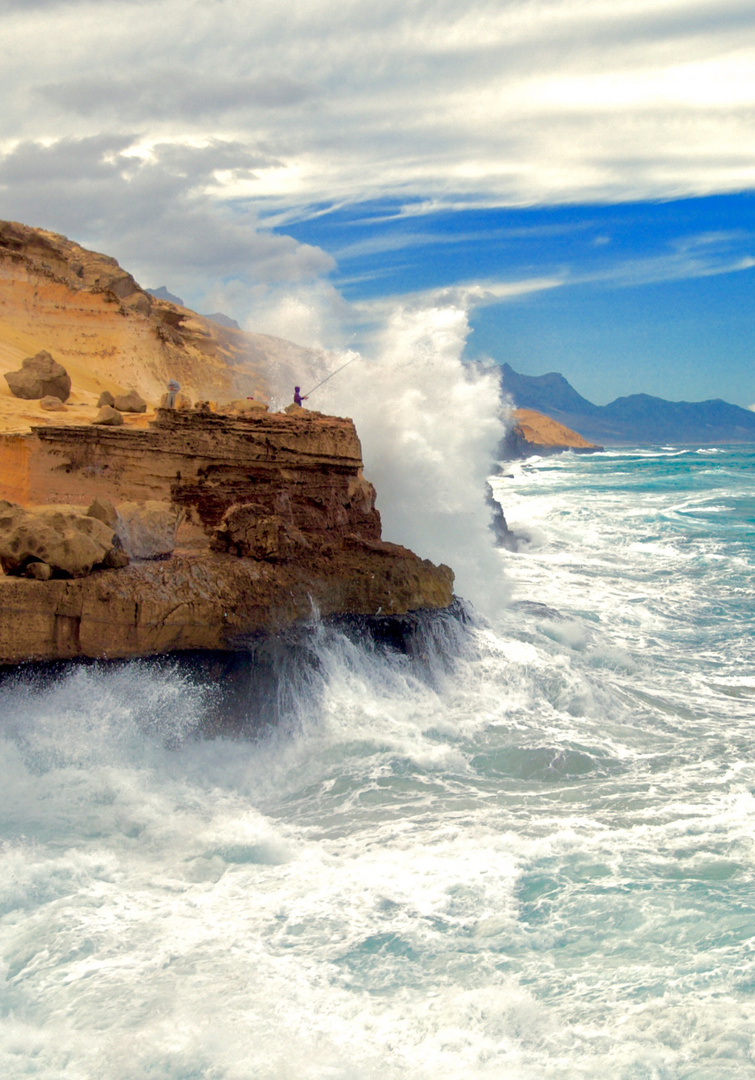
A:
[0, 221, 318, 434]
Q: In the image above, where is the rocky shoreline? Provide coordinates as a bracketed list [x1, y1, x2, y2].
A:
[0, 546, 453, 667]
[500, 407, 603, 459]
[0, 600, 469, 738]
[0, 406, 453, 666]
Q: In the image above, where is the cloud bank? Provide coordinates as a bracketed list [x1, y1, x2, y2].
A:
[1, 0, 754, 331]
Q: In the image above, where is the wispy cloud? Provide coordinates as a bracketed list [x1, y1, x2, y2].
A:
[0, 136, 333, 307]
[572, 244, 755, 289]
[2, 0, 755, 363]
[347, 276, 565, 325]
[5, 0, 755, 212]
[38, 71, 313, 120]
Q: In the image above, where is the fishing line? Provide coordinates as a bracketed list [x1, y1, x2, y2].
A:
[304, 353, 360, 397]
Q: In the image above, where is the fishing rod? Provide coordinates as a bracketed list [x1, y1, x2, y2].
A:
[304, 353, 360, 398]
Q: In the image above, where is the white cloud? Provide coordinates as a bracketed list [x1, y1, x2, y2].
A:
[350, 277, 564, 328]
[2, 0, 754, 331]
[5, 0, 755, 206]
[0, 137, 334, 310]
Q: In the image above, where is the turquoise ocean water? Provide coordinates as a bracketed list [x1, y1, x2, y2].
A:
[1, 445, 754, 1078]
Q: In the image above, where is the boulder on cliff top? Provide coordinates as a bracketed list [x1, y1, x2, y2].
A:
[97, 390, 115, 407]
[113, 390, 147, 413]
[221, 398, 269, 415]
[39, 395, 67, 411]
[92, 405, 124, 425]
[0, 500, 123, 577]
[4, 351, 72, 402]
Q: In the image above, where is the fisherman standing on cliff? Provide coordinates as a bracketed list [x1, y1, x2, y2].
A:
[165, 379, 180, 408]
[293, 386, 308, 407]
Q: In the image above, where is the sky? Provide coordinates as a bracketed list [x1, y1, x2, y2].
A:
[1, 0, 754, 407]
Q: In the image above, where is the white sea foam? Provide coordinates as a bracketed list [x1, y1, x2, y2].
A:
[266, 303, 509, 613]
[2, 435, 754, 1076]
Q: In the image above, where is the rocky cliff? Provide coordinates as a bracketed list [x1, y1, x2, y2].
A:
[0, 219, 318, 432]
[0, 223, 455, 665]
[0, 406, 453, 665]
[0, 546, 453, 666]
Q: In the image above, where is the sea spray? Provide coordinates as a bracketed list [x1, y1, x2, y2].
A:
[1, 449, 755, 1077]
[268, 303, 510, 613]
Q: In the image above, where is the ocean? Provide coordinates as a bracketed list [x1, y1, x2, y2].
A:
[1, 441, 753, 1079]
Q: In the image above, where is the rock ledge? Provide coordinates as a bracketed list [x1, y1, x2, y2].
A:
[0, 408, 454, 664]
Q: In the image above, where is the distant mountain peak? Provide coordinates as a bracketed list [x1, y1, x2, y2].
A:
[500, 363, 755, 445]
[147, 286, 185, 306]
[500, 362, 599, 417]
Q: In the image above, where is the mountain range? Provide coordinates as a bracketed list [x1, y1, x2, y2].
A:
[499, 363, 755, 445]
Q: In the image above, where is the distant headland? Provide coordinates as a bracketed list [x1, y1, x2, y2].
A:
[500, 362, 755, 446]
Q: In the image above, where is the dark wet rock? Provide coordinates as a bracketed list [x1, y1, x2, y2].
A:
[486, 483, 516, 550]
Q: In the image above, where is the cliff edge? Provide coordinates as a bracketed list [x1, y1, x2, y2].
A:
[0, 219, 317, 432]
[0, 224, 454, 664]
[0, 406, 454, 665]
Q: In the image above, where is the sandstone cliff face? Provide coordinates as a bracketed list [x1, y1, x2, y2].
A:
[0, 222, 456, 666]
[0, 550, 453, 665]
[0, 220, 317, 432]
[0, 408, 454, 664]
[1, 408, 381, 543]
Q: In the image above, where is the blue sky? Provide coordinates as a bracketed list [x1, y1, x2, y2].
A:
[262, 193, 755, 404]
[2, 0, 754, 407]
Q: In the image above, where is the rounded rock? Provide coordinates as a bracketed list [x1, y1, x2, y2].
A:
[92, 405, 124, 426]
[4, 350, 72, 401]
[39, 395, 67, 411]
[113, 390, 147, 413]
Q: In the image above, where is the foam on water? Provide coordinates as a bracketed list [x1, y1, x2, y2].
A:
[2, 485, 755, 1080]
[2, 320, 755, 1077]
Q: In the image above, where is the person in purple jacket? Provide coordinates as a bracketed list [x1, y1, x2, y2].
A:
[293, 386, 308, 406]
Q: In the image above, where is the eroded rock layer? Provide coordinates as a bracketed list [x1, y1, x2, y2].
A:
[0, 408, 454, 663]
[0, 549, 453, 665]
[3, 408, 381, 541]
